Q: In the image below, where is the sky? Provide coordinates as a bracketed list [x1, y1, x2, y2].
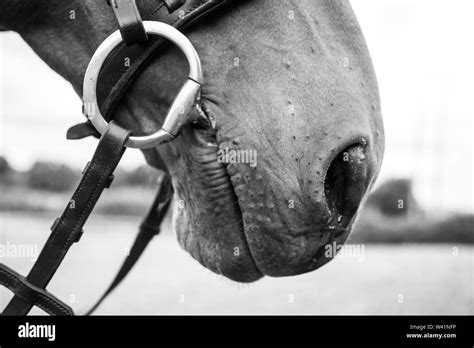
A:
[0, 0, 472, 213]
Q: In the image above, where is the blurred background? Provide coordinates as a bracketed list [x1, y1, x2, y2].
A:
[0, 0, 472, 314]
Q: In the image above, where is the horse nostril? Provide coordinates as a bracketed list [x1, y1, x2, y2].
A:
[324, 143, 373, 222]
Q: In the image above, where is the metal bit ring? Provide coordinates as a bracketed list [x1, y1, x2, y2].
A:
[83, 21, 203, 149]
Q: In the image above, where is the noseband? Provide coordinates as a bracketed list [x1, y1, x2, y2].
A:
[0, 0, 234, 316]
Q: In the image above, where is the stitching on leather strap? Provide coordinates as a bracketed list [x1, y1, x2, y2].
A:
[143, 3, 166, 20]
[62, 131, 127, 251]
[0, 267, 72, 315]
[64, 161, 110, 250]
[170, 0, 209, 26]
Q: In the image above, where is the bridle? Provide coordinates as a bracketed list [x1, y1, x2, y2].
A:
[0, 0, 235, 316]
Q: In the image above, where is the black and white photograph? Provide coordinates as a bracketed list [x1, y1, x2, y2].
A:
[0, 0, 472, 345]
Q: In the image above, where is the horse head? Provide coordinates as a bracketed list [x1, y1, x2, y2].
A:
[1, 0, 384, 282]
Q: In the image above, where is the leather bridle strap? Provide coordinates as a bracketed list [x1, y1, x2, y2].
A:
[0, 264, 73, 316]
[85, 173, 173, 315]
[1, 122, 130, 316]
[80, 0, 182, 314]
[109, 0, 148, 45]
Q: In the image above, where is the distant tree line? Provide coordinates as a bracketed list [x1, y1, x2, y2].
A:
[1, 155, 472, 243]
[365, 178, 421, 217]
[354, 178, 473, 243]
[0, 156, 161, 192]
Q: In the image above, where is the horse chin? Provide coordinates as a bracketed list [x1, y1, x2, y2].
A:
[172, 193, 264, 283]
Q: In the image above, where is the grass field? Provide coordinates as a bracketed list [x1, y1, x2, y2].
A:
[0, 212, 472, 315]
